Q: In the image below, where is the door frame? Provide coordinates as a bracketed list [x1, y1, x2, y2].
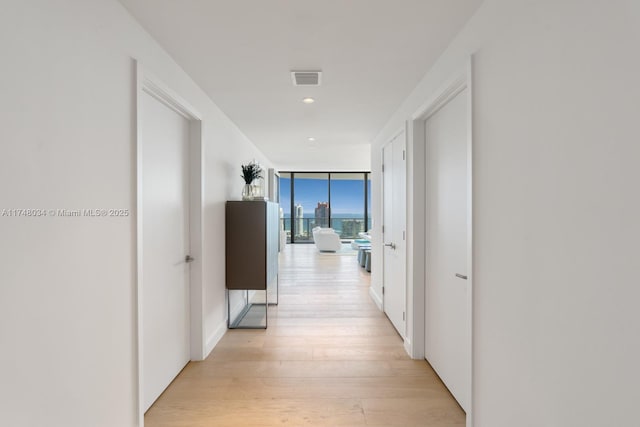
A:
[380, 127, 407, 334]
[407, 57, 473, 426]
[135, 62, 204, 424]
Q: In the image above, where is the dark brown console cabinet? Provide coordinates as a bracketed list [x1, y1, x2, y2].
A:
[225, 201, 279, 328]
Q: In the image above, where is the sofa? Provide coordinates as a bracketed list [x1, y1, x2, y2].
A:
[312, 227, 342, 252]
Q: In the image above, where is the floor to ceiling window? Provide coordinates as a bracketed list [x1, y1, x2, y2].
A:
[278, 172, 371, 243]
[293, 173, 329, 242]
[330, 173, 366, 239]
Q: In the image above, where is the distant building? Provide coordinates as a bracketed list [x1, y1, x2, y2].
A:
[314, 202, 329, 228]
[294, 204, 304, 236]
[341, 219, 364, 238]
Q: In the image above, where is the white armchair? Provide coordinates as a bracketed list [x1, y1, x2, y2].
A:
[312, 227, 342, 252]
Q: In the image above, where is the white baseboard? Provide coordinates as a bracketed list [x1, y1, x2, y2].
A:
[404, 337, 413, 358]
[368, 286, 383, 310]
[205, 321, 227, 358]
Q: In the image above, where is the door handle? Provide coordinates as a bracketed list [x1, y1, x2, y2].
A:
[185, 255, 195, 263]
[455, 273, 467, 280]
[384, 243, 396, 250]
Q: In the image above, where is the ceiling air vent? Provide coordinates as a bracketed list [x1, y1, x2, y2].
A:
[291, 70, 322, 86]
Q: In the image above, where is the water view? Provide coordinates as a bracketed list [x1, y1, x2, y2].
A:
[279, 172, 372, 243]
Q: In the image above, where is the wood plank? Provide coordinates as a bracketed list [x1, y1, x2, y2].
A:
[145, 398, 367, 427]
[153, 376, 453, 401]
[362, 397, 465, 426]
[145, 244, 465, 426]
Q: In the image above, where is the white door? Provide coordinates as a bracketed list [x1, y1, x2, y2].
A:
[382, 132, 406, 336]
[424, 88, 470, 411]
[141, 91, 191, 412]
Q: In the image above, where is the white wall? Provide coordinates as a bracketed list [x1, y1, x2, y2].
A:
[371, 0, 640, 425]
[273, 145, 371, 171]
[0, 1, 273, 426]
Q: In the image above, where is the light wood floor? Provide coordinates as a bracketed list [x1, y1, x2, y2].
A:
[145, 244, 465, 427]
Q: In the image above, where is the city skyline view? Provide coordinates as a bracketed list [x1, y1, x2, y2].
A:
[278, 173, 371, 241]
[280, 176, 367, 215]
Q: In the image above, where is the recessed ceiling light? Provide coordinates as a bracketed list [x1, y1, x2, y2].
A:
[308, 137, 316, 142]
[302, 97, 315, 104]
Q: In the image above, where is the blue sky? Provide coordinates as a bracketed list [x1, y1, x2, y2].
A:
[280, 176, 370, 216]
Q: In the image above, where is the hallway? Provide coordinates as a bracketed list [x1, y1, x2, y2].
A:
[145, 244, 465, 426]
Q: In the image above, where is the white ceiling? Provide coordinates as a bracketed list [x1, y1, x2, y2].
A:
[119, 0, 483, 170]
